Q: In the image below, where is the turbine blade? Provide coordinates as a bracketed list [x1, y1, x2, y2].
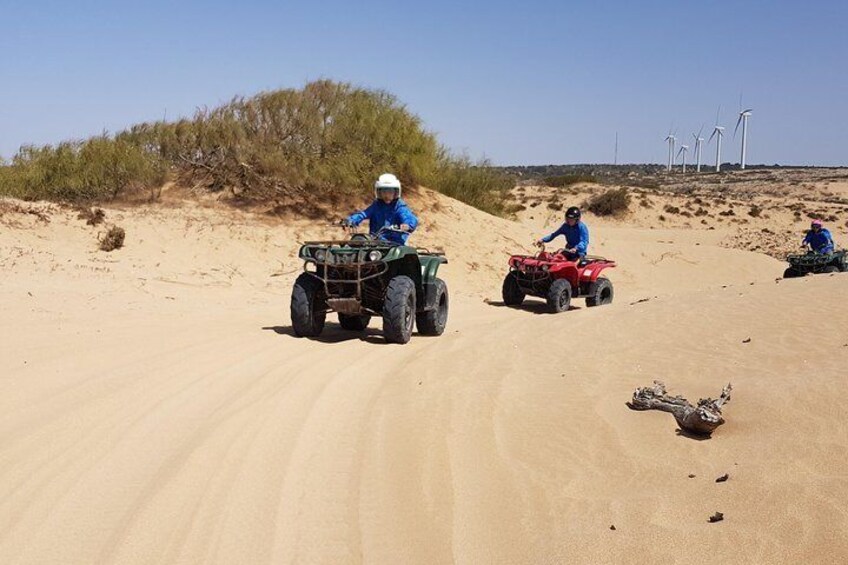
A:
[698, 124, 705, 139]
[742, 108, 753, 114]
[734, 114, 743, 139]
[708, 129, 717, 143]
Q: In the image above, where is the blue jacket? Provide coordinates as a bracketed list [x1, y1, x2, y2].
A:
[541, 221, 590, 256]
[803, 228, 835, 254]
[347, 198, 419, 244]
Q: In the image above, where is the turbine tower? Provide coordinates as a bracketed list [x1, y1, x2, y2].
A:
[735, 109, 753, 169]
[708, 106, 725, 172]
[709, 126, 725, 172]
[692, 126, 705, 172]
[677, 145, 689, 173]
[664, 134, 676, 172]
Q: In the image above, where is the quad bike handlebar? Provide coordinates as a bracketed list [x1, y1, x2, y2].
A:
[334, 220, 410, 243]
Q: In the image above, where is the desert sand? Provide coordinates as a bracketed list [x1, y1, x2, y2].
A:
[2, 173, 848, 564]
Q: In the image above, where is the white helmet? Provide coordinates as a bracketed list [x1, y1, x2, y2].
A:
[374, 173, 401, 199]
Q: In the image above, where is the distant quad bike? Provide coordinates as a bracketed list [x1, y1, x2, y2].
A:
[502, 245, 616, 313]
[291, 226, 448, 344]
[783, 250, 848, 278]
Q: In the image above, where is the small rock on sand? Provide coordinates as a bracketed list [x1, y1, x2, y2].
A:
[709, 512, 724, 523]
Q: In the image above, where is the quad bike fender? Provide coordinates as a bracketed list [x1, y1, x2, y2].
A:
[419, 255, 447, 311]
[420, 255, 447, 284]
[579, 261, 615, 283]
[577, 262, 615, 296]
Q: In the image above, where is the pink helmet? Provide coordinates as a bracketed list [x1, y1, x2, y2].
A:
[811, 219, 823, 228]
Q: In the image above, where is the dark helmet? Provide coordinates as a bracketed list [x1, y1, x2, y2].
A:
[565, 206, 581, 220]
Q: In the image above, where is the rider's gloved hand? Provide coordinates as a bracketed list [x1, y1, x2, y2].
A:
[340, 218, 353, 228]
[399, 223, 412, 232]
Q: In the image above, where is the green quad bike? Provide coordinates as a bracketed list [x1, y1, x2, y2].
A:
[783, 249, 848, 278]
[291, 226, 449, 344]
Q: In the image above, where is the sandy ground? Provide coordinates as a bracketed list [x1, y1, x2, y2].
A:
[2, 181, 847, 564]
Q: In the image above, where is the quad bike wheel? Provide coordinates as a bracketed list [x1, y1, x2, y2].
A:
[338, 313, 371, 331]
[416, 278, 449, 336]
[546, 279, 572, 313]
[291, 273, 327, 337]
[502, 273, 526, 306]
[586, 276, 614, 307]
[383, 275, 416, 344]
[783, 267, 801, 279]
[823, 266, 840, 274]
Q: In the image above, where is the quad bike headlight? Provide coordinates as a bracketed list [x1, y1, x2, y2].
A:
[314, 249, 326, 262]
[368, 250, 383, 262]
[541, 264, 550, 272]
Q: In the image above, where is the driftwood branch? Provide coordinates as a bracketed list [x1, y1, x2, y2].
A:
[627, 381, 732, 436]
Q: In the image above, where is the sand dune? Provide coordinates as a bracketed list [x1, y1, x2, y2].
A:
[2, 187, 847, 564]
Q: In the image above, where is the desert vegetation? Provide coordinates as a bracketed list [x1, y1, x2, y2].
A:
[585, 187, 631, 216]
[0, 80, 511, 215]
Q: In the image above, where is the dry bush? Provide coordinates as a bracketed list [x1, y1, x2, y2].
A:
[585, 188, 630, 216]
[748, 205, 762, 218]
[0, 199, 52, 223]
[663, 205, 681, 214]
[99, 226, 125, 251]
[77, 207, 105, 225]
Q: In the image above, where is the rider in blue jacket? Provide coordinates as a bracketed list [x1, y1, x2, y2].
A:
[537, 206, 589, 260]
[803, 219, 835, 254]
[345, 173, 418, 245]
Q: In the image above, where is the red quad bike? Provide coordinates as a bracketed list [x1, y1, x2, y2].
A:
[502, 245, 616, 313]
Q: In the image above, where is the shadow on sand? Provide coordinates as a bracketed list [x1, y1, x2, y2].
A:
[262, 324, 389, 345]
[485, 300, 582, 315]
[675, 428, 714, 442]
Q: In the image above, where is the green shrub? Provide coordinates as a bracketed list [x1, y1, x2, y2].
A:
[0, 138, 166, 202]
[0, 80, 513, 214]
[543, 174, 596, 187]
[430, 155, 513, 216]
[117, 80, 441, 199]
[586, 188, 631, 216]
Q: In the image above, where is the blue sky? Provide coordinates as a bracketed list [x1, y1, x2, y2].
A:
[2, 0, 845, 165]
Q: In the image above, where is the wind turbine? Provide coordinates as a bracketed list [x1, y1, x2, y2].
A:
[708, 106, 724, 172]
[735, 109, 753, 169]
[677, 145, 689, 173]
[692, 126, 705, 172]
[664, 133, 676, 172]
